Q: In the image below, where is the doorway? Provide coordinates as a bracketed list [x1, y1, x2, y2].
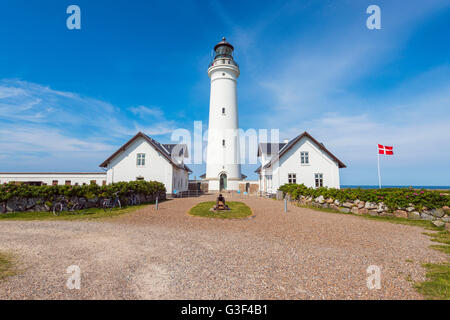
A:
[220, 173, 227, 191]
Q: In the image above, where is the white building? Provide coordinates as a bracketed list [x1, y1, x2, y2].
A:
[100, 132, 191, 194]
[204, 38, 243, 191]
[256, 132, 346, 194]
[0, 133, 191, 195]
[0, 172, 107, 186]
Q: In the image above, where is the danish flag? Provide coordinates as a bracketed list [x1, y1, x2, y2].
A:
[378, 144, 394, 155]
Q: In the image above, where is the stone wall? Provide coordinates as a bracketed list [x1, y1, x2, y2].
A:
[1, 192, 166, 213]
[294, 195, 450, 229]
[238, 182, 259, 195]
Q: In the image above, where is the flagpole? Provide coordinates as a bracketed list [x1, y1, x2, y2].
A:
[377, 145, 382, 189]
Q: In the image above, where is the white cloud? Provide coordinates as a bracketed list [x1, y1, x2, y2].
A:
[129, 105, 164, 118]
[0, 79, 178, 171]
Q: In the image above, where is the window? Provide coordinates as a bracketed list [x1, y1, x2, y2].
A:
[136, 177, 144, 181]
[266, 175, 273, 188]
[102, 180, 107, 186]
[222, 139, 226, 147]
[301, 151, 309, 164]
[65, 180, 71, 186]
[52, 180, 58, 186]
[288, 174, 296, 184]
[222, 107, 226, 115]
[315, 173, 323, 188]
[90, 180, 97, 185]
[137, 153, 146, 167]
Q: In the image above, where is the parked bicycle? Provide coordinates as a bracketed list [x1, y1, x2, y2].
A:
[52, 196, 87, 216]
[1, 202, 6, 214]
[102, 192, 121, 211]
[126, 191, 141, 206]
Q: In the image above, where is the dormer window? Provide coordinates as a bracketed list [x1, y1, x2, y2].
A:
[222, 139, 226, 147]
[222, 108, 226, 115]
[137, 153, 146, 167]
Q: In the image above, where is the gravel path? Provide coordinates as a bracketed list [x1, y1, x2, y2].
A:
[0, 194, 445, 300]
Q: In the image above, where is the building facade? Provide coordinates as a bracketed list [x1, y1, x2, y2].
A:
[0, 172, 107, 186]
[256, 132, 346, 194]
[205, 38, 243, 191]
[100, 132, 191, 194]
[0, 133, 191, 195]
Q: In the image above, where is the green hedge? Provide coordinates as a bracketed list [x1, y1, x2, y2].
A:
[0, 180, 166, 203]
[279, 184, 450, 210]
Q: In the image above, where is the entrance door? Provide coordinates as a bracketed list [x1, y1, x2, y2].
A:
[220, 174, 227, 191]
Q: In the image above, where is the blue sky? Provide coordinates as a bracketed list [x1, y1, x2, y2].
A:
[0, 0, 449, 185]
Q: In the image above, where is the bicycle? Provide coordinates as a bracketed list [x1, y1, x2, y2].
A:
[102, 192, 121, 211]
[126, 192, 141, 206]
[52, 196, 87, 216]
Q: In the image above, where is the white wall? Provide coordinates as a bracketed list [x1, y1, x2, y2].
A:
[260, 137, 341, 193]
[105, 136, 188, 194]
[172, 167, 189, 193]
[205, 58, 242, 189]
[0, 173, 107, 186]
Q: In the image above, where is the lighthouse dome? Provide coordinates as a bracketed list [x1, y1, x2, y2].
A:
[214, 37, 234, 58]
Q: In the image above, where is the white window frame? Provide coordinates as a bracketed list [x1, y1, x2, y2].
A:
[137, 153, 146, 167]
[288, 173, 297, 184]
[300, 151, 309, 165]
[315, 173, 323, 188]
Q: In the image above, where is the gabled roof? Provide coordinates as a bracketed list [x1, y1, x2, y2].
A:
[257, 143, 287, 157]
[255, 131, 346, 173]
[99, 132, 192, 172]
[162, 144, 189, 158]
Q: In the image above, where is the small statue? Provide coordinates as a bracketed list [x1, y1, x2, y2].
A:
[213, 194, 230, 211]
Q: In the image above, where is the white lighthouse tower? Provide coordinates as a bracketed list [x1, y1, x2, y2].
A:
[205, 38, 242, 191]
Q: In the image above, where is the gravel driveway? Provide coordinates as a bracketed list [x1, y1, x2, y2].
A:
[0, 194, 445, 299]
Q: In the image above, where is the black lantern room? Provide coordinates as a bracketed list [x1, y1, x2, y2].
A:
[214, 37, 234, 59]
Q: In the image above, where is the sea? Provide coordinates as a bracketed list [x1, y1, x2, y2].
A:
[342, 185, 450, 190]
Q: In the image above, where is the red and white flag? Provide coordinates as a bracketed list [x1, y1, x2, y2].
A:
[378, 144, 394, 155]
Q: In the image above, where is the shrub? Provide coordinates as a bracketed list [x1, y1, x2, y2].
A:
[279, 184, 450, 210]
[0, 180, 166, 203]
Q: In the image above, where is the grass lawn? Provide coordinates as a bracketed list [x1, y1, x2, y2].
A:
[189, 201, 252, 219]
[0, 252, 16, 280]
[0, 204, 149, 221]
[297, 203, 450, 300]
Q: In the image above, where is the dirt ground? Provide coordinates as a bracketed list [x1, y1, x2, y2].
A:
[0, 194, 445, 299]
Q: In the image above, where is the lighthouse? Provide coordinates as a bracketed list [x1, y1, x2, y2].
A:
[205, 38, 242, 191]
